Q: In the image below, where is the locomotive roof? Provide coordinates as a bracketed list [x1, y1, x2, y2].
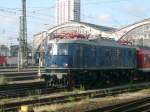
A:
[48, 39, 134, 48]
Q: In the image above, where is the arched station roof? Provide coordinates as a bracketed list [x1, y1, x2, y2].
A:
[47, 21, 116, 40]
[113, 19, 150, 46]
[33, 19, 150, 51]
[33, 21, 116, 51]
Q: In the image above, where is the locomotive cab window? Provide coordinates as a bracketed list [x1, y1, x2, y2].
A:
[49, 43, 58, 55]
[58, 44, 68, 55]
[49, 44, 68, 55]
[49, 45, 52, 55]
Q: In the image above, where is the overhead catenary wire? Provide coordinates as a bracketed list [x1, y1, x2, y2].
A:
[83, 0, 130, 5]
[0, 0, 149, 45]
[0, 1, 148, 27]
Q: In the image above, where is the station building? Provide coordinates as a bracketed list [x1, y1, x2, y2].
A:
[0, 45, 9, 56]
[10, 45, 19, 57]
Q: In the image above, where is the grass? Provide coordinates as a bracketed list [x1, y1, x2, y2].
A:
[141, 88, 150, 93]
[0, 75, 9, 85]
[0, 109, 4, 112]
[34, 87, 150, 112]
[67, 96, 75, 102]
[72, 85, 85, 94]
[90, 92, 97, 98]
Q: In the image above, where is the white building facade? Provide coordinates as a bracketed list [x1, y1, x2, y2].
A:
[56, 0, 80, 25]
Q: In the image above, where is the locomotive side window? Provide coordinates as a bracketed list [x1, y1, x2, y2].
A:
[80, 46, 83, 57]
[116, 48, 121, 57]
[105, 48, 110, 56]
[92, 47, 96, 57]
[128, 49, 132, 56]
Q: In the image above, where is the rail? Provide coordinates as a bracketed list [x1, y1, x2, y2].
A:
[87, 97, 150, 112]
[1, 82, 150, 112]
[0, 81, 46, 98]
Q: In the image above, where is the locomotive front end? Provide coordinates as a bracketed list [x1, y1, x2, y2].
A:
[44, 40, 72, 87]
[43, 32, 90, 87]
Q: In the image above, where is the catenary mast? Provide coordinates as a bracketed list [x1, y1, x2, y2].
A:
[19, 0, 28, 68]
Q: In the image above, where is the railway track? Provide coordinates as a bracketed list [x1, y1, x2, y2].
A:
[88, 97, 150, 112]
[0, 69, 44, 73]
[0, 71, 43, 77]
[0, 81, 46, 99]
[0, 71, 45, 82]
[7, 75, 39, 82]
[0, 81, 46, 91]
[1, 82, 150, 112]
[0, 66, 44, 73]
[0, 66, 19, 69]
[0, 87, 65, 100]
[0, 66, 41, 69]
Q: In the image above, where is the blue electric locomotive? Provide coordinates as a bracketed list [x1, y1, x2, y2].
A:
[43, 34, 137, 87]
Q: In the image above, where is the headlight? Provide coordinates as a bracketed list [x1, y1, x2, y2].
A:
[64, 63, 68, 67]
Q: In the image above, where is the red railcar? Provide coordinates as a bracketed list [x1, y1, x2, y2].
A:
[0, 56, 7, 66]
[137, 48, 150, 72]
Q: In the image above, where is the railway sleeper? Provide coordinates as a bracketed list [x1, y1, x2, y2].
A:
[124, 103, 150, 112]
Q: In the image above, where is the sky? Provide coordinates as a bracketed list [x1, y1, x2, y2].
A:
[0, 0, 150, 45]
